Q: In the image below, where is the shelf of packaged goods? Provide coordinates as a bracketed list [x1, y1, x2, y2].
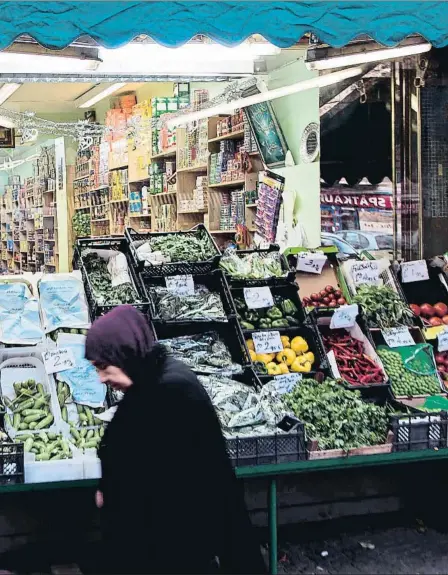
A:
[89, 185, 109, 193]
[177, 165, 207, 174]
[208, 130, 245, 143]
[208, 180, 245, 189]
[129, 177, 150, 184]
[178, 209, 206, 215]
[110, 198, 129, 204]
[91, 218, 110, 223]
[109, 164, 128, 171]
[152, 148, 176, 160]
[150, 191, 177, 198]
[129, 214, 151, 218]
[73, 175, 90, 183]
[75, 206, 91, 211]
[246, 203, 258, 208]
[44, 239, 55, 243]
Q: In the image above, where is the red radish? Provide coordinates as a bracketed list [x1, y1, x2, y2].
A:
[434, 302, 448, 318]
[318, 303, 326, 307]
[322, 297, 330, 305]
[420, 303, 435, 317]
[311, 293, 319, 301]
[328, 293, 336, 301]
[320, 290, 328, 298]
[337, 298, 346, 305]
[429, 316, 443, 326]
[435, 352, 446, 364]
[329, 301, 337, 308]
[409, 304, 421, 316]
[325, 285, 334, 293]
[439, 365, 447, 373]
[442, 316, 448, 325]
[334, 289, 342, 298]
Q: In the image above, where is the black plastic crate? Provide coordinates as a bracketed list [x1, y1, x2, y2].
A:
[143, 269, 237, 323]
[244, 323, 328, 377]
[73, 236, 148, 320]
[310, 307, 391, 397]
[231, 281, 306, 329]
[154, 317, 251, 371]
[125, 225, 221, 277]
[389, 410, 448, 452]
[220, 244, 294, 288]
[0, 442, 24, 485]
[395, 258, 448, 310]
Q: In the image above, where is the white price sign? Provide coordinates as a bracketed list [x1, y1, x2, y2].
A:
[381, 327, 415, 348]
[326, 350, 341, 378]
[252, 330, 283, 354]
[165, 275, 194, 295]
[351, 261, 380, 286]
[243, 287, 274, 310]
[401, 260, 429, 283]
[297, 252, 327, 275]
[42, 347, 76, 375]
[330, 304, 359, 329]
[438, 328, 448, 352]
[273, 373, 302, 392]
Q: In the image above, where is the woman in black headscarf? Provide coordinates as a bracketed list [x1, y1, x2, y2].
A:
[85, 305, 265, 575]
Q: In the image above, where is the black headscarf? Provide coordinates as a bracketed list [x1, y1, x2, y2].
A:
[85, 305, 156, 383]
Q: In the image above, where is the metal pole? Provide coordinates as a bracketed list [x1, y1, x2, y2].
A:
[268, 478, 278, 575]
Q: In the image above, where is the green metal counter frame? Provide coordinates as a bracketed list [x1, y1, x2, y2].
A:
[1, 449, 448, 574]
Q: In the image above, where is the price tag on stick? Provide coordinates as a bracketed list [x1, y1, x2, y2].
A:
[330, 304, 359, 329]
[381, 327, 415, 348]
[43, 348, 76, 374]
[438, 328, 448, 352]
[401, 260, 429, 283]
[165, 275, 194, 296]
[297, 252, 327, 275]
[243, 287, 274, 309]
[252, 331, 283, 354]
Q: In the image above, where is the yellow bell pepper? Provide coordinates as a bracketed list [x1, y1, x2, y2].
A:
[280, 336, 291, 348]
[278, 362, 290, 374]
[246, 339, 255, 351]
[276, 348, 296, 366]
[291, 336, 309, 354]
[249, 349, 257, 362]
[266, 362, 277, 370]
[304, 351, 315, 364]
[291, 357, 312, 372]
[256, 354, 273, 365]
[268, 364, 283, 376]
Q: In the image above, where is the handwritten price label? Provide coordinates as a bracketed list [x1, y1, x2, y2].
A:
[381, 327, 415, 348]
[252, 330, 283, 354]
[296, 252, 327, 275]
[350, 261, 380, 286]
[438, 328, 448, 352]
[243, 287, 274, 309]
[165, 275, 195, 296]
[272, 373, 302, 392]
[401, 260, 429, 283]
[330, 304, 359, 329]
[42, 348, 76, 374]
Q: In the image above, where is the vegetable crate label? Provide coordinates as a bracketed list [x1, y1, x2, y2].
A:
[381, 327, 415, 348]
[401, 260, 429, 283]
[243, 287, 274, 309]
[273, 373, 302, 392]
[252, 330, 283, 354]
[438, 328, 448, 352]
[296, 252, 327, 275]
[330, 304, 358, 329]
[350, 261, 380, 287]
[165, 275, 194, 296]
[42, 348, 76, 374]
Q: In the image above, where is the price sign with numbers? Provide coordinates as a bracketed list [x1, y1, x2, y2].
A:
[272, 373, 302, 393]
[350, 261, 380, 286]
[401, 260, 429, 283]
[165, 275, 195, 296]
[438, 328, 448, 352]
[296, 252, 327, 275]
[43, 348, 76, 375]
[330, 304, 359, 329]
[243, 287, 274, 309]
[252, 331, 283, 354]
[381, 327, 415, 348]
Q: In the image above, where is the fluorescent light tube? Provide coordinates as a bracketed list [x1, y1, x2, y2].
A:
[0, 53, 99, 74]
[306, 42, 431, 71]
[167, 66, 363, 128]
[78, 83, 127, 109]
[0, 84, 20, 106]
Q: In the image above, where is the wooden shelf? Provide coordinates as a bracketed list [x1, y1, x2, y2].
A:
[91, 218, 110, 223]
[150, 191, 176, 198]
[246, 203, 258, 208]
[209, 180, 245, 189]
[177, 165, 207, 174]
[210, 229, 236, 234]
[110, 198, 129, 204]
[208, 130, 245, 143]
[152, 148, 176, 160]
[75, 206, 90, 211]
[129, 177, 150, 184]
[129, 214, 151, 218]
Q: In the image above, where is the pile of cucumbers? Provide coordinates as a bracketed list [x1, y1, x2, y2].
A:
[15, 432, 72, 461]
[4, 379, 54, 431]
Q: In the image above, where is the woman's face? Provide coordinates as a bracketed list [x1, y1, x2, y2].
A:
[93, 363, 133, 391]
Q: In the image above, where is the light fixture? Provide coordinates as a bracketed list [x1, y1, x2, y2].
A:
[0, 84, 20, 106]
[166, 66, 363, 128]
[0, 53, 100, 74]
[306, 42, 431, 71]
[78, 83, 127, 109]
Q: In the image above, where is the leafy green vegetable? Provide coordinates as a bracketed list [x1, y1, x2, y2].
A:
[220, 251, 285, 280]
[352, 285, 414, 329]
[141, 231, 217, 263]
[151, 285, 226, 321]
[282, 379, 388, 450]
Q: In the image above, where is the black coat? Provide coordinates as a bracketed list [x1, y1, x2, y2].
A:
[98, 344, 266, 575]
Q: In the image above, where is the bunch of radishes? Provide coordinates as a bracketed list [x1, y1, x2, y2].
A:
[302, 285, 347, 309]
[435, 351, 448, 384]
[410, 302, 448, 326]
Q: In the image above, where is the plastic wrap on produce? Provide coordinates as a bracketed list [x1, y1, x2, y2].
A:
[107, 252, 133, 288]
[220, 249, 285, 280]
[151, 285, 226, 321]
[38, 272, 90, 334]
[0, 280, 44, 345]
[161, 332, 243, 375]
[136, 243, 170, 266]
